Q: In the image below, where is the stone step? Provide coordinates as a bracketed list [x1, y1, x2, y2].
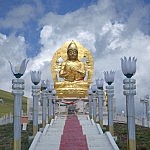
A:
[30, 115, 119, 150]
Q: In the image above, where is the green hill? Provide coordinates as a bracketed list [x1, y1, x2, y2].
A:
[0, 90, 27, 117]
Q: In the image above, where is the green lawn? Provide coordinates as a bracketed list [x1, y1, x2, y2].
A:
[0, 90, 27, 117]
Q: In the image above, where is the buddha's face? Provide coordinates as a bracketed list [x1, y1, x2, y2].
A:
[67, 48, 78, 61]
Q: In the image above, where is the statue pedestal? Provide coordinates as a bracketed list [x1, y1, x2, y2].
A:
[55, 81, 89, 98]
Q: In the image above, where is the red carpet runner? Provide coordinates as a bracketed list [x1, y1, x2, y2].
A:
[60, 115, 88, 150]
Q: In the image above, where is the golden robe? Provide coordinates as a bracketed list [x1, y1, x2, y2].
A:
[59, 60, 86, 82]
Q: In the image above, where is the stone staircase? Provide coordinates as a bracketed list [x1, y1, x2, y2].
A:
[78, 115, 119, 150]
[29, 115, 119, 150]
[31, 116, 66, 150]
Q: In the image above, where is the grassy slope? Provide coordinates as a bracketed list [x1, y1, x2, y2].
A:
[114, 123, 150, 150]
[0, 123, 33, 150]
[0, 90, 27, 117]
[0, 122, 149, 149]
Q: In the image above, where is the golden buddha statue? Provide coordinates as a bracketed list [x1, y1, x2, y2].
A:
[51, 40, 94, 98]
[59, 41, 86, 82]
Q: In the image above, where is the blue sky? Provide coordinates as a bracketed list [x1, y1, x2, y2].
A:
[0, 0, 98, 57]
[0, 0, 150, 113]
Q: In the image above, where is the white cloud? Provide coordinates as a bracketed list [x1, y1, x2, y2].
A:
[40, 25, 54, 52]
[0, 33, 7, 44]
[0, 33, 27, 92]
[0, 0, 150, 115]
[0, 2, 44, 29]
[40, 25, 53, 41]
[36, 0, 150, 114]
[0, 4, 34, 29]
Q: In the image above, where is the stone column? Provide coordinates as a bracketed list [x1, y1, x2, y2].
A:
[88, 89, 92, 119]
[106, 85, 114, 135]
[32, 85, 40, 136]
[97, 89, 104, 127]
[92, 92, 97, 122]
[52, 92, 56, 119]
[41, 89, 47, 128]
[12, 79, 24, 150]
[47, 91, 53, 123]
[123, 78, 136, 150]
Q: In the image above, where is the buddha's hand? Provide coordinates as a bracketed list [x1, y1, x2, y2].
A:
[59, 71, 69, 77]
[70, 66, 76, 71]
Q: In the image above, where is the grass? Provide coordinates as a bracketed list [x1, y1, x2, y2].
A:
[0, 121, 43, 149]
[0, 122, 33, 150]
[114, 123, 150, 150]
[0, 90, 27, 117]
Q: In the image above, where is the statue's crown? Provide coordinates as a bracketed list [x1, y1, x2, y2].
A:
[67, 40, 78, 50]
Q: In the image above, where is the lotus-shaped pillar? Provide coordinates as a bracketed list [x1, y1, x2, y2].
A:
[91, 84, 97, 121]
[52, 89, 56, 96]
[91, 84, 97, 93]
[41, 80, 47, 91]
[104, 70, 115, 135]
[121, 56, 137, 78]
[88, 88, 92, 95]
[121, 56, 137, 150]
[31, 71, 41, 85]
[46, 80, 53, 93]
[31, 70, 41, 136]
[96, 78, 104, 127]
[9, 59, 29, 78]
[104, 71, 115, 85]
[96, 78, 104, 89]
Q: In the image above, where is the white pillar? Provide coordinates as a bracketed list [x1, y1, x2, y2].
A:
[32, 85, 40, 136]
[92, 92, 97, 122]
[41, 89, 47, 128]
[106, 85, 114, 135]
[145, 101, 149, 127]
[97, 89, 104, 127]
[47, 91, 53, 122]
[52, 95, 56, 118]
[123, 78, 136, 150]
[88, 91, 92, 119]
[12, 79, 24, 150]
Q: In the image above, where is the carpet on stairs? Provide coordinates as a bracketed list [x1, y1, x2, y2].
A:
[59, 115, 88, 150]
